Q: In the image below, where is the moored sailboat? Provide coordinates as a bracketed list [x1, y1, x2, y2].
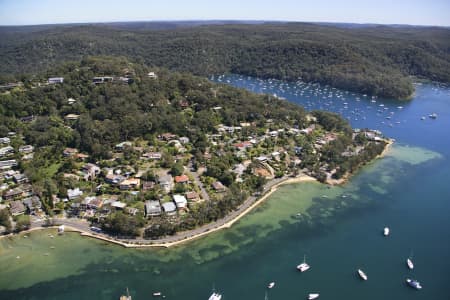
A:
[208, 292, 222, 300]
[297, 255, 311, 272]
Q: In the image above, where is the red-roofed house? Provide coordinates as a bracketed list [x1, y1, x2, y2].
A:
[174, 175, 189, 184]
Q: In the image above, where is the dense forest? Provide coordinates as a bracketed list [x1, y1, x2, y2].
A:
[0, 56, 308, 159]
[1, 22, 449, 99]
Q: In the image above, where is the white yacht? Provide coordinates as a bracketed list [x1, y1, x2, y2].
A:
[406, 278, 422, 290]
[357, 269, 368, 281]
[407, 258, 414, 270]
[383, 227, 390, 236]
[308, 293, 320, 299]
[297, 255, 311, 272]
[267, 282, 275, 289]
[208, 293, 222, 300]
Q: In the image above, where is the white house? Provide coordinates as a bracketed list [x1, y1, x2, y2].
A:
[48, 77, 64, 84]
[67, 188, 83, 200]
[173, 194, 188, 210]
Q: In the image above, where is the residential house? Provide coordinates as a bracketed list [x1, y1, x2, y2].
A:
[147, 72, 158, 79]
[232, 164, 246, 177]
[158, 174, 173, 193]
[81, 196, 103, 210]
[142, 152, 162, 160]
[179, 99, 189, 109]
[0, 160, 17, 170]
[67, 188, 83, 200]
[0, 137, 10, 144]
[20, 184, 33, 198]
[22, 196, 42, 213]
[159, 133, 177, 141]
[105, 173, 126, 185]
[269, 131, 279, 137]
[81, 163, 101, 181]
[125, 207, 139, 216]
[64, 114, 80, 121]
[233, 141, 252, 150]
[92, 76, 113, 84]
[19, 145, 34, 153]
[142, 181, 155, 191]
[10, 200, 26, 216]
[145, 200, 162, 217]
[0, 146, 14, 157]
[111, 201, 127, 210]
[300, 125, 315, 134]
[212, 181, 226, 193]
[185, 191, 200, 202]
[63, 148, 78, 157]
[67, 97, 77, 105]
[173, 194, 188, 210]
[115, 141, 132, 151]
[13, 173, 28, 184]
[20, 115, 35, 123]
[3, 187, 23, 201]
[75, 153, 89, 160]
[179, 137, 190, 144]
[119, 178, 141, 190]
[174, 175, 189, 184]
[162, 202, 177, 216]
[48, 77, 64, 84]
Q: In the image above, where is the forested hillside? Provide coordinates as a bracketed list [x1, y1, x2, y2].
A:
[0, 56, 307, 159]
[1, 22, 449, 99]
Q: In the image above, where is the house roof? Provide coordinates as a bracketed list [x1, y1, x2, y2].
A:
[162, 202, 177, 212]
[212, 181, 226, 191]
[145, 200, 162, 215]
[185, 191, 199, 200]
[158, 174, 173, 184]
[10, 200, 25, 214]
[174, 175, 189, 183]
[173, 194, 187, 208]
[111, 201, 127, 209]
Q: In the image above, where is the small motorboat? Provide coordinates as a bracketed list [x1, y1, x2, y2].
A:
[267, 282, 275, 289]
[429, 113, 437, 119]
[407, 258, 414, 270]
[152, 292, 162, 297]
[357, 269, 368, 281]
[383, 227, 390, 236]
[406, 278, 422, 290]
[308, 293, 320, 299]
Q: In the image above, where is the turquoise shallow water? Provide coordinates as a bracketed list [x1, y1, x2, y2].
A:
[1, 77, 449, 299]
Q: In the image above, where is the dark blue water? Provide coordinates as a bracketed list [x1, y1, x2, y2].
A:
[1, 75, 449, 299]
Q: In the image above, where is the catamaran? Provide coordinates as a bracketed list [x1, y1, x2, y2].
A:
[357, 269, 368, 281]
[308, 293, 320, 299]
[208, 293, 222, 300]
[119, 287, 131, 300]
[297, 255, 311, 272]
